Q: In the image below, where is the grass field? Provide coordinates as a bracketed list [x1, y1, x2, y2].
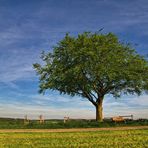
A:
[0, 129, 147, 147]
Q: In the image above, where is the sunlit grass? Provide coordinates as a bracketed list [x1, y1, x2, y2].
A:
[0, 129, 147, 147]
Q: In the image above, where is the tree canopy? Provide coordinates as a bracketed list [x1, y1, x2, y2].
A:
[33, 32, 148, 121]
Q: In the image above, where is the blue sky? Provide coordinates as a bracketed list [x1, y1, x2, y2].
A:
[0, 0, 148, 119]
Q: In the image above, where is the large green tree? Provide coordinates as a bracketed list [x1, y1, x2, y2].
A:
[33, 32, 148, 122]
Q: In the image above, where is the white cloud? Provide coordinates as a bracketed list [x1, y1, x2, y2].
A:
[30, 93, 92, 108]
[0, 94, 147, 119]
[0, 65, 34, 82]
[128, 95, 148, 106]
[103, 94, 148, 119]
[0, 103, 95, 119]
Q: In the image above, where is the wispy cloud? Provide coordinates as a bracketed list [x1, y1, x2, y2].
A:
[0, 101, 94, 119]
[104, 94, 148, 119]
[0, 93, 147, 119]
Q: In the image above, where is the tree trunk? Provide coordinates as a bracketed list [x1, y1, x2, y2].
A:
[96, 99, 103, 122]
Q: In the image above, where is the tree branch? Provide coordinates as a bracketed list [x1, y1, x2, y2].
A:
[82, 91, 97, 106]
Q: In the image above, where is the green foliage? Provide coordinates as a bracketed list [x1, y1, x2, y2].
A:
[0, 130, 148, 147]
[34, 32, 148, 101]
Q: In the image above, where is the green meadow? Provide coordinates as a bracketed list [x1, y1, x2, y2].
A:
[0, 129, 148, 148]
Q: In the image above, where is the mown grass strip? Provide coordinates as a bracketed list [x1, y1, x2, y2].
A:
[0, 129, 147, 148]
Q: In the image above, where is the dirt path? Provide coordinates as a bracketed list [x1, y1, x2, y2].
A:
[0, 126, 148, 133]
